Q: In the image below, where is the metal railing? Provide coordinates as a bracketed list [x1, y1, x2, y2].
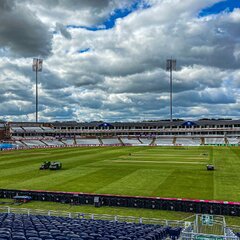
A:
[0, 207, 239, 239]
[181, 214, 239, 240]
[0, 206, 185, 227]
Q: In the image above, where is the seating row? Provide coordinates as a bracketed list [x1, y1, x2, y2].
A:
[0, 213, 182, 240]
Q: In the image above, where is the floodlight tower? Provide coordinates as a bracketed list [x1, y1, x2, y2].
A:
[32, 58, 43, 122]
[166, 59, 176, 122]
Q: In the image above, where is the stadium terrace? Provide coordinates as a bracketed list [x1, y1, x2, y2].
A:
[0, 119, 239, 148]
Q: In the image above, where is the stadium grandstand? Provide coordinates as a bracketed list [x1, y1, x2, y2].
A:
[0, 208, 184, 240]
[1, 120, 240, 239]
[0, 119, 239, 149]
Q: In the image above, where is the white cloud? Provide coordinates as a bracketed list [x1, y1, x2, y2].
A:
[0, 0, 240, 121]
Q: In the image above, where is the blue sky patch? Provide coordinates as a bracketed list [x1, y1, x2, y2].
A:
[78, 48, 90, 54]
[199, 0, 240, 17]
[67, 0, 151, 31]
[103, 1, 150, 29]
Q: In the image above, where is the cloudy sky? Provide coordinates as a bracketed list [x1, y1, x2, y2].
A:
[0, 0, 240, 122]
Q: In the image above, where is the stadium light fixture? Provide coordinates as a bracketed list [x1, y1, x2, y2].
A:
[166, 59, 176, 122]
[32, 58, 43, 123]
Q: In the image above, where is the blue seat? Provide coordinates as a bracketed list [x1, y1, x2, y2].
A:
[0, 213, 175, 240]
[55, 237, 69, 240]
[28, 238, 42, 240]
[12, 237, 27, 240]
[69, 238, 84, 240]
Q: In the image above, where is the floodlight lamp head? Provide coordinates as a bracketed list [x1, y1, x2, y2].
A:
[32, 58, 43, 72]
[166, 59, 176, 71]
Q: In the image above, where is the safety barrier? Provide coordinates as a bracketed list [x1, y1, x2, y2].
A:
[0, 206, 184, 227]
[1, 143, 127, 151]
[1, 189, 240, 217]
[181, 214, 238, 239]
[0, 207, 238, 239]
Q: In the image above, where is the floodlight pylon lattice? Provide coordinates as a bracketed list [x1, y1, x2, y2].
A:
[166, 59, 176, 122]
[32, 58, 43, 122]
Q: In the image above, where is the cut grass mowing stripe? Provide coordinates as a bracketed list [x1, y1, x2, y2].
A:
[213, 148, 240, 201]
[133, 153, 207, 156]
[108, 160, 206, 164]
[0, 146, 118, 162]
[123, 154, 207, 159]
[0, 147, 133, 169]
[5, 167, 100, 190]
[49, 168, 136, 193]
[0, 163, 62, 189]
[97, 169, 173, 196]
[1, 146, 240, 202]
[0, 148, 100, 164]
[153, 169, 214, 200]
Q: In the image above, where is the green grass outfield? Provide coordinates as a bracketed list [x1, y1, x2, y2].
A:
[0, 146, 240, 201]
